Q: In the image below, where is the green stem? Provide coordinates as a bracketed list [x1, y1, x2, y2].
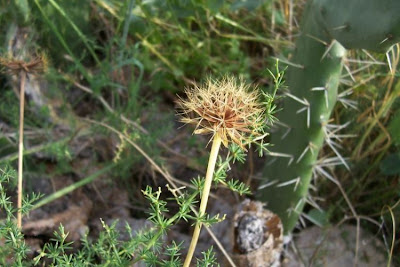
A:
[183, 134, 222, 267]
[48, 0, 101, 66]
[0, 137, 70, 164]
[32, 163, 116, 210]
[33, 0, 91, 82]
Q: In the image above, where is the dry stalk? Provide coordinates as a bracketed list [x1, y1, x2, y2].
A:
[0, 54, 47, 228]
[17, 71, 26, 228]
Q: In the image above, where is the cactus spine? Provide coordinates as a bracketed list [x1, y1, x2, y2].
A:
[258, 0, 400, 233]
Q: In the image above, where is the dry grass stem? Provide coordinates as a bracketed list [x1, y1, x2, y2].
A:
[17, 71, 26, 228]
[0, 54, 47, 228]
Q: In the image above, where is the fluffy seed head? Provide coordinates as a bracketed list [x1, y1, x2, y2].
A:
[177, 76, 265, 149]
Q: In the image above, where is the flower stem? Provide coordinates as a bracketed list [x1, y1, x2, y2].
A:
[17, 71, 26, 228]
[183, 134, 222, 267]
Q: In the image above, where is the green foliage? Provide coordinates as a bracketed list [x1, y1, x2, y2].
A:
[381, 109, 400, 175]
[0, 0, 278, 189]
[0, 0, 398, 264]
[212, 155, 251, 196]
[28, 0, 272, 92]
[0, 90, 19, 128]
[196, 246, 219, 267]
[388, 109, 400, 146]
[0, 164, 241, 266]
[380, 153, 400, 175]
[0, 166, 29, 266]
[312, 0, 400, 52]
[259, 0, 400, 233]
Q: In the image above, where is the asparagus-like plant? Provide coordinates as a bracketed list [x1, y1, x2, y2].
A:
[177, 76, 275, 266]
[258, 0, 400, 233]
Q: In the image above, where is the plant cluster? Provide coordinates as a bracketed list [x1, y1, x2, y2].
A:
[0, 164, 220, 266]
[0, 0, 399, 265]
[0, 140, 258, 266]
[0, 66, 281, 265]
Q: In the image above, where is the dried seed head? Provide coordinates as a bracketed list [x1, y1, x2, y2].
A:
[0, 53, 48, 75]
[177, 76, 265, 149]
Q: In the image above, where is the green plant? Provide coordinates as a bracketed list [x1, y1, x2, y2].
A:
[3, 0, 398, 264]
[0, 67, 280, 265]
[258, 0, 400, 233]
[0, 133, 265, 266]
[0, 0, 284, 188]
[176, 74, 279, 266]
[0, 166, 41, 266]
[0, 163, 223, 266]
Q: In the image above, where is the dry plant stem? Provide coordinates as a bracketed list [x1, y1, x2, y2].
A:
[183, 134, 222, 267]
[17, 70, 26, 228]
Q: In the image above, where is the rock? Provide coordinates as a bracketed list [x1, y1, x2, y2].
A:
[229, 199, 283, 267]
